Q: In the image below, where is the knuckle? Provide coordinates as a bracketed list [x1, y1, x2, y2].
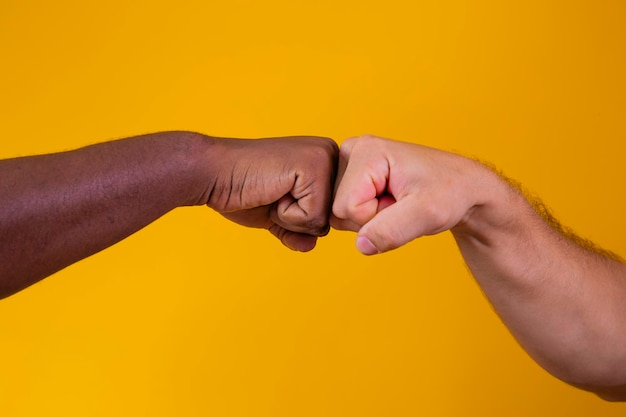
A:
[339, 135, 366, 154]
[307, 216, 330, 236]
[358, 133, 377, 141]
[340, 134, 382, 158]
[320, 137, 339, 154]
[355, 134, 380, 146]
[344, 204, 363, 221]
[344, 201, 376, 226]
[340, 136, 358, 148]
[308, 142, 337, 165]
[331, 200, 348, 219]
[332, 202, 353, 222]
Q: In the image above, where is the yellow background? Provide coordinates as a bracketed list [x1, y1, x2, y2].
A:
[1, 0, 625, 415]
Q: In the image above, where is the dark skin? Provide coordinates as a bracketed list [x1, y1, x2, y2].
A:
[0, 131, 338, 299]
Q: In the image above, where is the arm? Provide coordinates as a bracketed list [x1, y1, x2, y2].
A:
[330, 135, 626, 401]
[0, 131, 338, 299]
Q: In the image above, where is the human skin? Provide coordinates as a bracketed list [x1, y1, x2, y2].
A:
[0, 131, 338, 299]
[330, 134, 626, 401]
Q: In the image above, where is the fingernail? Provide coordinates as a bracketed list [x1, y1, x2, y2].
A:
[356, 236, 379, 255]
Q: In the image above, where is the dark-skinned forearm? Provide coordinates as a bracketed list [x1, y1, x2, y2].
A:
[0, 131, 215, 299]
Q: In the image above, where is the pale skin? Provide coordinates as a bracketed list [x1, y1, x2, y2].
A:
[330, 135, 626, 401]
[0, 131, 338, 299]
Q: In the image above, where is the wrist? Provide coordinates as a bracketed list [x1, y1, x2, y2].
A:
[451, 161, 528, 245]
[184, 134, 256, 210]
[157, 131, 223, 207]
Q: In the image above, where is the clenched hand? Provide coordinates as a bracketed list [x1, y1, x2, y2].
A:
[203, 136, 339, 252]
[331, 135, 484, 254]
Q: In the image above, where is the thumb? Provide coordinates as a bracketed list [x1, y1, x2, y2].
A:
[356, 196, 431, 255]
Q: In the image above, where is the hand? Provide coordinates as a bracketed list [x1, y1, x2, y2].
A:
[331, 135, 484, 254]
[205, 136, 338, 252]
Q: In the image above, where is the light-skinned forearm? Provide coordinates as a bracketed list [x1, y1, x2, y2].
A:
[451, 165, 626, 400]
[0, 131, 215, 299]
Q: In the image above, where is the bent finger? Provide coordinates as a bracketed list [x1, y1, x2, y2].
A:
[332, 141, 390, 227]
[269, 224, 318, 252]
[329, 215, 362, 232]
[271, 194, 330, 236]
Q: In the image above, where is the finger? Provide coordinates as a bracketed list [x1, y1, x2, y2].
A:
[332, 138, 390, 227]
[377, 194, 396, 211]
[269, 224, 318, 252]
[356, 195, 430, 255]
[270, 194, 331, 236]
[276, 143, 337, 236]
[330, 194, 396, 232]
[329, 214, 362, 232]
